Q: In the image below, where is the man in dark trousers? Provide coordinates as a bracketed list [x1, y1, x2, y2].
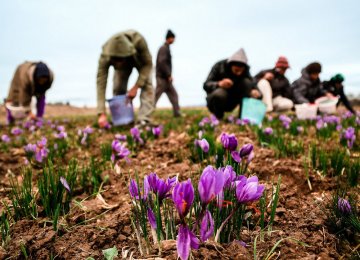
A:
[323, 74, 355, 113]
[204, 48, 261, 119]
[155, 30, 181, 117]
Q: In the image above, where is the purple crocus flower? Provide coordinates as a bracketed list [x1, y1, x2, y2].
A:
[111, 140, 130, 163]
[152, 125, 163, 137]
[147, 207, 157, 229]
[342, 127, 356, 149]
[336, 125, 342, 132]
[198, 166, 224, 205]
[297, 126, 304, 134]
[55, 131, 67, 139]
[11, 127, 23, 136]
[316, 119, 325, 130]
[172, 179, 194, 218]
[263, 127, 273, 135]
[60, 176, 71, 193]
[235, 176, 265, 204]
[210, 114, 219, 127]
[220, 133, 238, 151]
[221, 165, 237, 188]
[146, 173, 177, 202]
[338, 198, 352, 214]
[24, 143, 37, 153]
[83, 126, 94, 134]
[115, 134, 127, 142]
[279, 115, 291, 129]
[195, 138, 209, 153]
[239, 143, 254, 158]
[129, 178, 149, 200]
[177, 224, 200, 260]
[57, 125, 65, 132]
[1, 135, 10, 143]
[130, 127, 144, 144]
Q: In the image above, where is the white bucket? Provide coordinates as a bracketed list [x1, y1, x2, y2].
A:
[315, 97, 339, 114]
[5, 103, 30, 119]
[295, 103, 318, 119]
[107, 95, 134, 126]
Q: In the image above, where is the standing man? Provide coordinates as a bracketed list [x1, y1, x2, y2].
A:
[155, 30, 181, 117]
[96, 29, 155, 127]
[255, 56, 294, 112]
[204, 48, 261, 119]
[5, 61, 54, 124]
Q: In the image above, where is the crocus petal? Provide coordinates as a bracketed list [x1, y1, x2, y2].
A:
[200, 210, 214, 242]
[177, 225, 191, 260]
[231, 151, 241, 163]
[147, 207, 157, 229]
[60, 176, 71, 192]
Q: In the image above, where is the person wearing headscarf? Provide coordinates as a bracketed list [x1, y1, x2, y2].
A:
[5, 61, 54, 124]
[323, 74, 355, 113]
[255, 56, 293, 112]
[204, 48, 261, 119]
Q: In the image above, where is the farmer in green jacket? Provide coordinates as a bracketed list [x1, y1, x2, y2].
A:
[96, 30, 154, 127]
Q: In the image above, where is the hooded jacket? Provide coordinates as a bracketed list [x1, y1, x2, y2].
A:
[203, 48, 256, 97]
[96, 30, 153, 114]
[7, 61, 54, 107]
[254, 68, 292, 99]
[291, 69, 326, 104]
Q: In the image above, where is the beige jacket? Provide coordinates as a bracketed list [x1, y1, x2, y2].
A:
[96, 30, 153, 114]
[7, 61, 54, 107]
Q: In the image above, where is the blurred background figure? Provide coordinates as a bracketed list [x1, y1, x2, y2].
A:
[323, 74, 355, 114]
[255, 56, 293, 112]
[96, 29, 154, 128]
[203, 48, 261, 119]
[155, 30, 181, 117]
[5, 61, 53, 124]
[291, 62, 333, 104]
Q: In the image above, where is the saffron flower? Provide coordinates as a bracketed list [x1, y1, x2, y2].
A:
[129, 178, 149, 200]
[198, 166, 224, 205]
[1, 135, 10, 143]
[146, 173, 177, 202]
[220, 133, 238, 151]
[115, 134, 127, 142]
[195, 138, 209, 153]
[152, 125, 163, 137]
[231, 143, 254, 164]
[11, 127, 23, 136]
[235, 176, 265, 204]
[111, 139, 130, 163]
[342, 127, 356, 149]
[130, 127, 144, 144]
[172, 179, 194, 219]
[176, 224, 200, 260]
[147, 207, 157, 229]
[55, 131, 67, 139]
[220, 165, 237, 188]
[263, 127, 273, 135]
[200, 210, 214, 242]
[338, 198, 352, 214]
[279, 115, 291, 129]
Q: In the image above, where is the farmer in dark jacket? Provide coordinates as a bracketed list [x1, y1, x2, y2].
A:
[155, 30, 181, 117]
[323, 74, 355, 113]
[5, 61, 54, 124]
[96, 29, 154, 127]
[292, 62, 332, 104]
[255, 56, 293, 112]
[204, 48, 261, 119]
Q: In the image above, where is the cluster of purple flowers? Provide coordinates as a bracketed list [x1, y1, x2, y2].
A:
[199, 115, 219, 128]
[279, 115, 292, 129]
[78, 126, 93, 145]
[342, 127, 356, 149]
[11, 127, 23, 136]
[130, 127, 144, 145]
[24, 137, 49, 163]
[111, 139, 130, 164]
[54, 125, 67, 139]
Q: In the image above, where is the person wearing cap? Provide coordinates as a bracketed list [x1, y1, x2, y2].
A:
[204, 48, 261, 119]
[96, 29, 154, 127]
[292, 62, 333, 104]
[155, 30, 181, 117]
[5, 61, 54, 124]
[323, 74, 355, 113]
[255, 56, 293, 112]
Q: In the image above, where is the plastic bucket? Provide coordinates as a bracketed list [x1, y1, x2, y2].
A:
[240, 98, 266, 125]
[315, 96, 339, 114]
[295, 103, 318, 119]
[107, 95, 134, 126]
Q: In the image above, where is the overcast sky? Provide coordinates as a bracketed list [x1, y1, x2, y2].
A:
[1, 0, 359, 108]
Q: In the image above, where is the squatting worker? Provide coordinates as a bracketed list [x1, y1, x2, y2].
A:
[5, 61, 54, 124]
[203, 48, 262, 119]
[155, 29, 181, 117]
[96, 29, 155, 127]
